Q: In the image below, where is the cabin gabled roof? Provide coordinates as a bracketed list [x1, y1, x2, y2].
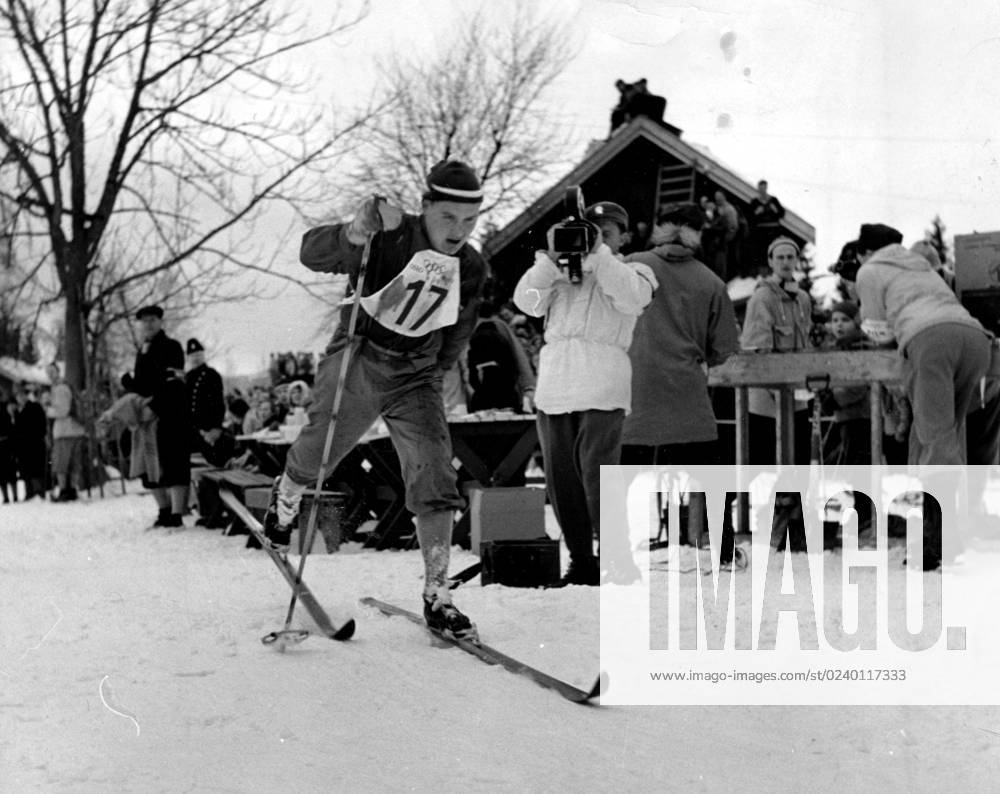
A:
[483, 116, 815, 260]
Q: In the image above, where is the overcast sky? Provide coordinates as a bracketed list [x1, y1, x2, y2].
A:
[192, 0, 1000, 375]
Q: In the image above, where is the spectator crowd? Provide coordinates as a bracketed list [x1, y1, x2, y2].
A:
[5, 174, 990, 582]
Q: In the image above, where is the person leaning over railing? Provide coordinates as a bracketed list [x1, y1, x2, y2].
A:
[854, 222, 992, 569]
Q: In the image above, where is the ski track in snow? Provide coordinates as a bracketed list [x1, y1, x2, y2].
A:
[0, 485, 998, 791]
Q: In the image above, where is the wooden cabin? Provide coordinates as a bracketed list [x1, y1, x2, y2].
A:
[483, 116, 815, 295]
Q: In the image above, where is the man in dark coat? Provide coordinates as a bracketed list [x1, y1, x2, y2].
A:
[184, 337, 234, 529]
[13, 383, 47, 499]
[184, 338, 230, 466]
[124, 305, 190, 527]
[0, 392, 17, 502]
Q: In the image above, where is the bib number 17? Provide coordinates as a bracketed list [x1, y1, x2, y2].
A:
[395, 280, 449, 331]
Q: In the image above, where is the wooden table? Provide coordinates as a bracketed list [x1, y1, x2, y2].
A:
[359, 410, 539, 550]
[708, 350, 902, 465]
[235, 432, 292, 477]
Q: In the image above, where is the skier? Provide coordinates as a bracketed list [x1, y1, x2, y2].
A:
[262, 160, 487, 640]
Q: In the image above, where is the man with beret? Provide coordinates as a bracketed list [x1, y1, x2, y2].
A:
[584, 201, 630, 257]
[263, 159, 488, 640]
[125, 305, 190, 528]
[855, 222, 992, 568]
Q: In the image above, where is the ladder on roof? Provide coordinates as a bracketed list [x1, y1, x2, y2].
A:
[655, 162, 696, 218]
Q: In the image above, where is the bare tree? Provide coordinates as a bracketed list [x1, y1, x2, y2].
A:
[344, 3, 576, 220]
[0, 191, 44, 362]
[0, 0, 373, 393]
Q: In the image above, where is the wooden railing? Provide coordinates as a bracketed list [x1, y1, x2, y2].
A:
[708, 350, 903, 464]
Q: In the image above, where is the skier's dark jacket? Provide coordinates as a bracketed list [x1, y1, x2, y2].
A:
[300, 214, 487, 370]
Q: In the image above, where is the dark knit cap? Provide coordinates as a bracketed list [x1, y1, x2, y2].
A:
[856, 223, 903, 253]
[424, 160, 483, 204]
[656, 201, 705, 231]
[186, 338, 205, 355]
[135, 305, 163, 320]
[585, 202, 629, 232]
[830, 300, 859, 320]
[768, 236, 800, 258]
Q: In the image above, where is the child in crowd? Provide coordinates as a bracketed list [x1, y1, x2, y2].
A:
[821, 301, 870, 465]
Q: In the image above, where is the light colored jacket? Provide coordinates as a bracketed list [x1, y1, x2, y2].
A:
[856, 243, 983, 351]
[99, 393, 160, 482]
[46, 382, 86, 439]
[740, 276, 813, 417]
[514, 245, 656, 414]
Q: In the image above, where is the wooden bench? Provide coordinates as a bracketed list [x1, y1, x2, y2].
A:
[244, 487, 346, 554]
[193, 469, 275, 533]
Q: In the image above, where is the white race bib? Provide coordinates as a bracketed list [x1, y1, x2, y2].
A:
[360, 250, 461, 337]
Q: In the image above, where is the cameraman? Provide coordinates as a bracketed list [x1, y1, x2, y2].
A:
[513, 203, 657, 586]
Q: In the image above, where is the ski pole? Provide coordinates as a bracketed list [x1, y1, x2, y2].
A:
[271, 208, 380, 648]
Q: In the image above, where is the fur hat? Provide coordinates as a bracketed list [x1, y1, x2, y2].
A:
[856, 223, 903, 253]
[424, 160, 483, 204]
[585, 202, 629, 232]
[656, 202, 704, 231]
[135, 305, 163, 320]
[287, 380, 311, 401]
[186, 338, 205, 355]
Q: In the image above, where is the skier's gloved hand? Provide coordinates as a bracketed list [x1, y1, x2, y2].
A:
[346, 196, 403, 245]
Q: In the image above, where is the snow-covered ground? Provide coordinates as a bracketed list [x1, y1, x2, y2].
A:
[2, 484, 999, 792]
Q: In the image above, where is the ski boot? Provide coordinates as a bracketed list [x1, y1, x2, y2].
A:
[547, 556, 600, 588]
[54, 487, 78, 502]
[423, 587, 478, 643]
[261, 476, 299, 552]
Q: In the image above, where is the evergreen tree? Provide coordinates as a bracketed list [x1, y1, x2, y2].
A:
[928, 215, 950, 266]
